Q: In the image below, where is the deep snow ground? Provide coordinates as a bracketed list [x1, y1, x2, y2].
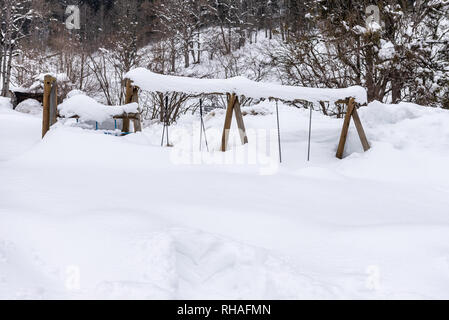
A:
[1, 98, 449, 299]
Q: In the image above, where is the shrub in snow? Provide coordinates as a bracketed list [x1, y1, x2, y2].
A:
[241, 105, 272, 117]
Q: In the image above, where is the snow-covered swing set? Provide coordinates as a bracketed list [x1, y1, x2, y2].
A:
[124, 68, 371, 159]
[41, 70, 370, 159]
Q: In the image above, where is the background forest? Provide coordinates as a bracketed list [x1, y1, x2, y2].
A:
[1, 0, 448, 121]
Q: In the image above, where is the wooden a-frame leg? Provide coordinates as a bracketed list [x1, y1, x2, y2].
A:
[336, 98, 356, 159]
[336, 98, 371, 158]
[220, 94, 249, 151]
[221, 93, 237, 152]
[233, 97, 248, 145]
[351, 107, 370, 152]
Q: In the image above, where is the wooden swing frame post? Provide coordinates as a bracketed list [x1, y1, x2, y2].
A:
[42, 75, 57, 138]
[336, 98, 370, 159]
[220, 93, 248, 152]
[124, 79, 142, 133]
[219, 94, 370, 159]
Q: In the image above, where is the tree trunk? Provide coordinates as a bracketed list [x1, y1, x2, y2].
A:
[391, 71, 402, 104]
[197, 31, 201, 64]
[184, 43, 190, 68]
[365, 43, 375, 102]
[170, 39, 176, 72]
[4, 45, 13, 96]
[1, 6, 12, 97]
[79, 53, 85, 90]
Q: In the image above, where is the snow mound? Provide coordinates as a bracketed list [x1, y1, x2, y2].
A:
[0, 97, 13, 112]
[360, 101, 434, 125]
[58, 94, 139, 123]
[359, 101, 449, 152]
[94, 228, 336, 299]
[16, 99, 42, 116]
[337, 101, 449, 182]
[0, 98, 41, 161]
[66, 89, 85, 99]
[3, 96, 449, 299]
[0, 239, 61, 299]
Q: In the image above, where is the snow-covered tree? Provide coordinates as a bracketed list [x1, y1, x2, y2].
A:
[154, 0, 203, 69]
[272, 0, 449, 106]
[0, 0, 37, 96]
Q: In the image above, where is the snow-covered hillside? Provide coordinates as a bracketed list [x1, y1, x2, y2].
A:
[1, 97, 449, 299]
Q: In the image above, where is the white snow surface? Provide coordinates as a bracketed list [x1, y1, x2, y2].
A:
[1, 97, 449, 299]
[58, 94, 139, 123]
[379, 40, 396, 60]
[126, 68, 368, 105]
[15, 99, 43, 116]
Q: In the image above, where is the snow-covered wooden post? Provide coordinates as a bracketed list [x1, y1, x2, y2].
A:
[336, 98, 370, 159]
[49, 78, 58, 127]
[124, 79, 142, 133]
[131, 84, 142, 132]
[221, 93, 248, 152]
[42, 75, 57, 138]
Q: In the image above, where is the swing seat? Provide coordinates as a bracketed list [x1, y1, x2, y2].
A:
[103, 131, 132, 136]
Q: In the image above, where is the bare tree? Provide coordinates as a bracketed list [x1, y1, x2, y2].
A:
[0, 0, 37, 96]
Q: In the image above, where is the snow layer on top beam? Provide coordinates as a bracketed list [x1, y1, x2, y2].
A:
[125, 68, 367, 105]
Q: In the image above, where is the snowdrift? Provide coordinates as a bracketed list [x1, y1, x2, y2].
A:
[2, 97, 449, 299]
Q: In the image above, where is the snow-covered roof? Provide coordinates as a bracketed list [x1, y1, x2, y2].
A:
[58, 94, 139, 123]
[125, 68, 367, 105]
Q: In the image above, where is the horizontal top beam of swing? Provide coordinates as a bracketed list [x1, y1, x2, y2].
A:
[124, 68, 367, 105]
[59, 113, 141, 120]
[133, 89, 350, 105]
[134, 91, 354, 108]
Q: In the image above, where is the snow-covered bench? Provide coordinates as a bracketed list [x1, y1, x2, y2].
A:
[58, 94, 140, 123]
[41, 76, 141, 137]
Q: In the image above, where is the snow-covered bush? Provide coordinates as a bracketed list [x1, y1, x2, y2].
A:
[15, 99, 42, 115]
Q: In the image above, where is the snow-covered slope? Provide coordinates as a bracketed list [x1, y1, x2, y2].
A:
[1, 98, 449, 299]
